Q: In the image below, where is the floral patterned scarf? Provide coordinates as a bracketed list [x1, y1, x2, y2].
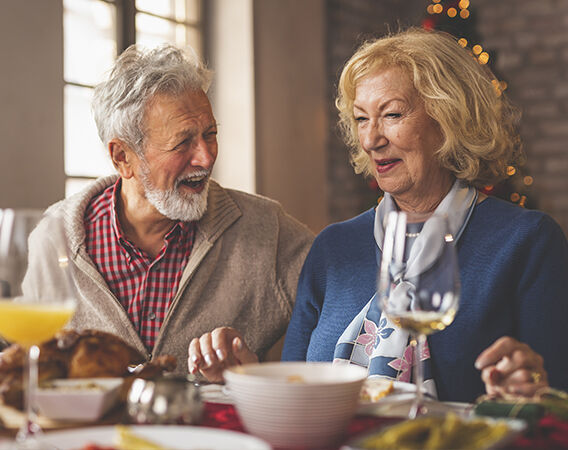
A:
[333, 179, 477, 396]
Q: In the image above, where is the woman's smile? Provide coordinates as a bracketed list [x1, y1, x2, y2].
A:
[375, 158, 402, 174]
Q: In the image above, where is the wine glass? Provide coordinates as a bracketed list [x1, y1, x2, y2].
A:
[377, 211, 460, 418]
[0, 209, 77, 447]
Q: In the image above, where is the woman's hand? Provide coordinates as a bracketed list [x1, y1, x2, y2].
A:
[187, 327, 258, 383]
[475, 336, 548, 397]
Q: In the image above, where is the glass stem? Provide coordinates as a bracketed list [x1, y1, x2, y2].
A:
[16, 345, 42, 442]
[409, 333, 426, 419]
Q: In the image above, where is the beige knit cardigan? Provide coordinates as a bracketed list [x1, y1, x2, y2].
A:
[24, 175, 314, 374]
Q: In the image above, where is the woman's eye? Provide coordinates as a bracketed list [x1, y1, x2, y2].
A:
[385, 112, 402, 118]
[355, 116, 368, 123]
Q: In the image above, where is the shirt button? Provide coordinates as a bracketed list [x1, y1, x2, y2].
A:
[148, 312, 156, 320]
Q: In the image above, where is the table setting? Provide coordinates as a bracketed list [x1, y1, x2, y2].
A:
[0, 356, 568, 449]
[0, 207, 567, 448]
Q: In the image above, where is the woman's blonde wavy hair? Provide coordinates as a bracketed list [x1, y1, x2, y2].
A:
[336, 27, 523, 187]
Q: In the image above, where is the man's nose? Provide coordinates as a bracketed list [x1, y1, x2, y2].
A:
[191, 137, 217, 169]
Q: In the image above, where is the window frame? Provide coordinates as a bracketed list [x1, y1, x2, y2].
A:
[63, 0, 204, 194]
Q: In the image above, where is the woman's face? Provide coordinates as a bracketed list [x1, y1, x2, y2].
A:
[354, 66, 453, 212]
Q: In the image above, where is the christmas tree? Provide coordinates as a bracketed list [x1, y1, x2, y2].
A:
[422, 0, 534, 208]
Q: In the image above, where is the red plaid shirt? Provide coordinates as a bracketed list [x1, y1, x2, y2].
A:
[84, 179, 195, 350]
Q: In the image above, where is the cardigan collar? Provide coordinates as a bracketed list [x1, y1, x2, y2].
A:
[54, 174, 242, 259]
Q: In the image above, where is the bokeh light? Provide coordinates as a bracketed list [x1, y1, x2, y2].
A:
[478, 52, 490, 64]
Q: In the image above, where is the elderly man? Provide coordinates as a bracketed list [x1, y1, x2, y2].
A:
[24, 44, 313, 377]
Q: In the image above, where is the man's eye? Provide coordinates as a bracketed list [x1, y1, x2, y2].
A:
[172, 138, 190, 151]
[204, 131, 217, 142]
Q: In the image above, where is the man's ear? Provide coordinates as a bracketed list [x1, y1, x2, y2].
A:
[109, 139, 136, 179]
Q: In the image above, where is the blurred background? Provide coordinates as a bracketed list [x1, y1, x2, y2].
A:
[1, 0, 567, 235]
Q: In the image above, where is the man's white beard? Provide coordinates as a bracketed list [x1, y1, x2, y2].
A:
[139, 164, 210, 222]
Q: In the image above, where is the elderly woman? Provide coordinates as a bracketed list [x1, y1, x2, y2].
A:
[281, 28, 568, 403]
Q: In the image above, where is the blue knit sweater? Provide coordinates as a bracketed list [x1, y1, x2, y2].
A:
[282, 197, 568, 402]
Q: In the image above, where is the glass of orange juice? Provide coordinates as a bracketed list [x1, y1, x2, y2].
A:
[0, 209, 77, 446]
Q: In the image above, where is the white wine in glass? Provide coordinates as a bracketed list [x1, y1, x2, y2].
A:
[0, 209, 76, 447]
[378, 211, 460, 418]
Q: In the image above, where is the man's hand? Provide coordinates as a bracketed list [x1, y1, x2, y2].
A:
[187, 327, 258, 383]
[475, 336, 548, 397]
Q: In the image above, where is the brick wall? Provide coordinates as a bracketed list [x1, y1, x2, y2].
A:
[474, 0, 568, 232]
[325, 0, 424, 222]
[325, 0, 568, 236]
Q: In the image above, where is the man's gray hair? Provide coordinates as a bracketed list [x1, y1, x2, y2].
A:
[92, 44, 213, 155]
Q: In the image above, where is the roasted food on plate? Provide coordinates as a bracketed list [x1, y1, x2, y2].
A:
[66, 330, 144, 378]
[351, 412, 512, 449]
[0, 329, 176, 409]
[359, 378, 395, 403]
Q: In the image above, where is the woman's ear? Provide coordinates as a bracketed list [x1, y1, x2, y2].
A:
[109, 139, 136, 179]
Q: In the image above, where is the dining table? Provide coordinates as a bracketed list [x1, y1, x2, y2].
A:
[201, 401, 568, 449]
[0, 386, 567, 449]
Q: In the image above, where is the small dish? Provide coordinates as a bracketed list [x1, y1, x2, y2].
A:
[35, 377, 123, 422]
[199, 383, 233, 405]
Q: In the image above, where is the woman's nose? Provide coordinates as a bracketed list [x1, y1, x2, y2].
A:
[360, 122, 388, 152]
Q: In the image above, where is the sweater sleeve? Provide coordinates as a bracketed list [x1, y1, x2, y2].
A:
[281, 239, 324, 361]
[515, 214, 568, 391]
[21, 215, 69, 303]
[274, 209, 314, 317]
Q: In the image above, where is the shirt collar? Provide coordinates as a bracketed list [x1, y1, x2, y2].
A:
[110, 178, 195, 251]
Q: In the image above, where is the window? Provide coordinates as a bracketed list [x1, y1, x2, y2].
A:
[63, 0, 203, 196]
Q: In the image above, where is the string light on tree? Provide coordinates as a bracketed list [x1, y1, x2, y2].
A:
[421, 0, 534, 208]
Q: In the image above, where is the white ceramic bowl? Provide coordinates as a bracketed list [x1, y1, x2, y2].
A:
[35, 378, 123, 422]
[224, 362, 367, 449]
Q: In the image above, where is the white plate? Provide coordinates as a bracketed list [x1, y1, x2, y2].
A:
[28, 425, 271, 450]
[358, 382, 474, 418]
